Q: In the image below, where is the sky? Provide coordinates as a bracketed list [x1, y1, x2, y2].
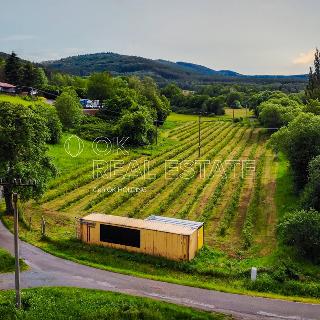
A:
[0, 0, 319, 75]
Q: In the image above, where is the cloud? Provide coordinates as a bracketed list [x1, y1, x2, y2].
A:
[0, 34, 36, 41]
[293, 49, 315, 65]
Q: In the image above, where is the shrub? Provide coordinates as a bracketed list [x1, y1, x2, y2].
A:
[54, 89, 82, 129]
[116, 107, 156, 145]
[28, 103, 62, 144]
[77, 121, 114, 141]
[301, 155, 320, 211]
[278, 209, 320, 262]
[270, 113, 320, 188]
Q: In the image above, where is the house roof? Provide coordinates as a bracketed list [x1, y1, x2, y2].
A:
[81, 213, 197, 235]
[0, 82, 16, 88]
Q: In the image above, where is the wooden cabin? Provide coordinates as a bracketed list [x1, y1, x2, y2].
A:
[78, 213, 204, 261]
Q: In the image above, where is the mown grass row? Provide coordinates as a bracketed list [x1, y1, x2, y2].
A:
[46, 122, 209, 198]
[218, 133, 261, 236]
[82, 123, 225, 211]
[112, 123, 237, 218]
[174, 122, 211, 141]
[199, 129, 254, 224]
[167, 121, 196, 138]
[176, 127, 248, 219]
[242, 151, 266, 248]
[47, 122, 220, 207]
[90, 123, 231, 212]
[49, 122, 188, 190]
[137, 126, 243, 218]
[57, 124, 219, 211]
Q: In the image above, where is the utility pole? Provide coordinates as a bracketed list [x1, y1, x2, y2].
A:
[156, 120, 158, 145]
[198, 113, 201, 158]
[154, 120, 158, 145]
[0, 179, 36, 309]
[13, 193, 21, 308]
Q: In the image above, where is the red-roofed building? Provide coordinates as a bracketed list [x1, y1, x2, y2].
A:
[0, 82, 16, 93]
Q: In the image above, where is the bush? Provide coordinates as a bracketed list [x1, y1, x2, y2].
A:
[54, 89, 83, 129]
[116, 107, 156, 145]
[302, 155, 320, 211]
[258, 97, 302, 128]
[77, 120, 114, 141]
[278, 209, 320, 262]
[246, 274, 320, 298]
[270, 113, 320, 188]
[28, 103, 62, 144]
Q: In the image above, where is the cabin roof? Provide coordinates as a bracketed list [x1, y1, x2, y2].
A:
[81, 213, 198, 235]
[145, 215, 203, 230]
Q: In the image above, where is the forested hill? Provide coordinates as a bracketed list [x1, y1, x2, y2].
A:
[42, 52, 307, 87]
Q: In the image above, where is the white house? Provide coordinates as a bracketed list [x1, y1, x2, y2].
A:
[0, 82, 16, 93]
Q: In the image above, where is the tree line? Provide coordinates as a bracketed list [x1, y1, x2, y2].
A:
[0, 52, 48, 88]
[258, 49, 320, 262]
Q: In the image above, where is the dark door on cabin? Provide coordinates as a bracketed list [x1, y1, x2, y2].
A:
[86, 224, 91, 242]
[100, 224, 140, 248]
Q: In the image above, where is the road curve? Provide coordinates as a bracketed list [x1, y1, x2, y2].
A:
[0, 221, 319, 320]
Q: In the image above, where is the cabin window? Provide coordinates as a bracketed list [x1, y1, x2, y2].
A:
[100, 224, 140, 248]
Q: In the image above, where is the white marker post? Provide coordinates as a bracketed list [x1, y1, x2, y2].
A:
[251, 267, 257, 281]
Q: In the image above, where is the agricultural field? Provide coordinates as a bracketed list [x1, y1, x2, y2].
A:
[3, 113, 320, 301]
[23, 120, 275, 255]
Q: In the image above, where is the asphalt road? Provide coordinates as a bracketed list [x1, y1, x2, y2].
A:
[0, 221, 319, 320]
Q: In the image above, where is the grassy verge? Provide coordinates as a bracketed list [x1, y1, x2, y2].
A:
[274, 152, 300, 220]
[0, 248, 27, 273]
[0, 287, 230, 320]
[2, 211, 320, 304]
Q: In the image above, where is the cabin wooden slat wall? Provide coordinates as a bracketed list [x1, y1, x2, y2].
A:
[78, 214, 204, 261]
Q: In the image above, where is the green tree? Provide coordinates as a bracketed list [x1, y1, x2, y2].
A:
[4, 52, 23, 85]
[203, 96, 225, 115]
[139, 77, 171, 123]
[98, 87, 139, 121]
[305, 49, 320, 100]
[0, 102, 56, 214]
[0, 58, 5, 81]
[28, 103, 62, 144]
[87, 72, 114, 100]
[161, 83, 182, 99]
[278, 209, 320, 262]
[303, 99, 320, 115]
[22, 62, 37, 87]
[35, 67, 48, 87]
[226, 90, 242, 108]
[270, 113, 320, 188]
[301, 155, 320, 211]
[55, 89, 82, 129]
[116, 106, 156, 145]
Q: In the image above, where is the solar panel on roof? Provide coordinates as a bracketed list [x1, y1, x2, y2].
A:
[145, 215, 203, 230]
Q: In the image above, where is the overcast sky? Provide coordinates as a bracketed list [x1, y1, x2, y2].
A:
[0, 0, 318, 75]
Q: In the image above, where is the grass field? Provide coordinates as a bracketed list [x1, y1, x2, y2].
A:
[21, 121, 271, 254]
[0, 287, 230, 320]
[1, 111, 320, 301]
[0, 94, 47, 106]
[167, 109, 252, 122]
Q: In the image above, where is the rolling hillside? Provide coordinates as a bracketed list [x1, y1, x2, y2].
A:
[42, 52, 307, 87]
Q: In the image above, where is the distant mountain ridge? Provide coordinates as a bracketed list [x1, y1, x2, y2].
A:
[1, 51, 308, 86]
[41, 52, 307, 86]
